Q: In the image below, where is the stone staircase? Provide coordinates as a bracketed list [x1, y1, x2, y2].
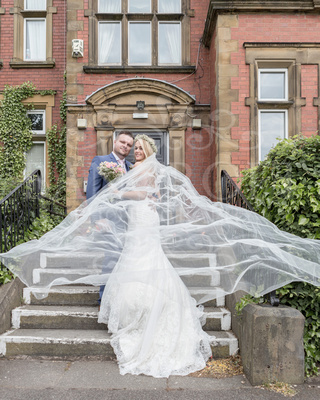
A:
[0, 286, 238, 359]
[0, 254, 238, 359]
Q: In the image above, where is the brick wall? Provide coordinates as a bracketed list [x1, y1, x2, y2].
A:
[229, 13, 320, 176]
[68, 0, 216, 204]
[0, 0, 66, 121]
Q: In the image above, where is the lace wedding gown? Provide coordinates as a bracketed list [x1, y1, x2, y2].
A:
[98, 199, 212, 378]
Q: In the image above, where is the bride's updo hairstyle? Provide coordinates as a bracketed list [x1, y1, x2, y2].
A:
[134, 134, 157, 159]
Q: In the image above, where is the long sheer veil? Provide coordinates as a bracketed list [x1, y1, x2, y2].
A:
[1, 154, 320, 300]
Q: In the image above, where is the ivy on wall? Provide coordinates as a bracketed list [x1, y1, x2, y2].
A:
[0, 81, 66, 205]
[0, 82, 35, 182]
[46, 88, 66, 205]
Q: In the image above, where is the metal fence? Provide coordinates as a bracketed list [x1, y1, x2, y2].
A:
[0, 170, 67, 270]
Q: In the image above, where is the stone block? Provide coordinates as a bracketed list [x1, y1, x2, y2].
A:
[67, 21, 84, 32]
[217, 14, 239, 29]
[0, 279, 25, 334]
[241, 304, 305, 385]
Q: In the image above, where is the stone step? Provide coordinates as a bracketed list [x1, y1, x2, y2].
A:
[40, 252, 217, 270]
[23, 286, 226, 307]
[11, 305, 231, 332]
[0, 329, 238, 359]
[32, 268, 221, 287]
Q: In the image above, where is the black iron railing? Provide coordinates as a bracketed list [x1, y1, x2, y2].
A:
[221, 170, 279, 306]
[0, 169, 41, 254]
[221, 169, 254, 211]
[0, 170, 67, 257]
[39, 195, 67, 218]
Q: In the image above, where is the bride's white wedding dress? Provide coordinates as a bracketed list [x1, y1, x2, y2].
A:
[98, 199, 212, 378]
[2, 154, 320, 377]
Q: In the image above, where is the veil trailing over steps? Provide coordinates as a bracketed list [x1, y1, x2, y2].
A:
[1, 154, 320, 301]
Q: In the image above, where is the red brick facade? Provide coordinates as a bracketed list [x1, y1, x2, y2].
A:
[2, 1, 320, 208]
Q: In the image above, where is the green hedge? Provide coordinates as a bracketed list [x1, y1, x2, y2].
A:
[241, 134, 320, 376]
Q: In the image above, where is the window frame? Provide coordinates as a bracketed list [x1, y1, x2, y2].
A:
[86, 0, 193, 73]
[258, 109, 288, 161]
[10, 0, 56, 69]
[258, 68, 288, 102]
[24, 18, 47, 62]
[27, 110, 46, 135]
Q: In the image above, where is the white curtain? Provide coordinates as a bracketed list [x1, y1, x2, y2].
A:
[129, 0, 151, 13]
[99, 0, 121, 13]
[25, 0, 46, 10]
[99, 23, 119, 64]
[160, 23, 181, 64]
[25, 20, 46, 61]
[158, 0, 180, 13]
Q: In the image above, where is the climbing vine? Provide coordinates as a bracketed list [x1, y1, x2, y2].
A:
[0, 82, 35, 181]
[45, 88, 67, 204]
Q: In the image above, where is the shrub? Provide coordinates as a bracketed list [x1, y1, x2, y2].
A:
[240, 134, 320, 376]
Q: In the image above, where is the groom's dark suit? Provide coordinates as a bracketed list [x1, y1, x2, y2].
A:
[86, 152, 132, 304]
[86, 152, 132, 200]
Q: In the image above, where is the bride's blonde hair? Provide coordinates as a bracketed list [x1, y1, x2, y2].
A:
[134, 135, 157, 159]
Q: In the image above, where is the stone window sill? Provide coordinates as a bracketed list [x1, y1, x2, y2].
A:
[10, 60, 55, 69]
[83, 65, 196, 74]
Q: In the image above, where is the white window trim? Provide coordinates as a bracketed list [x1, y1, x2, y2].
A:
[158, 21, 181, 66]
[24, 141, 46, 191]
[27, 110, 46, 134]
[98, 21, 122, 66]
[24, 18, 46, 61]
[128, 0, 151, 13]
[128, 21, 152, 66]
[258, 109, 288, 161]
[157, 0, 181, 13]
[258, 68, 288, 101]
[24, 0, 47, 11]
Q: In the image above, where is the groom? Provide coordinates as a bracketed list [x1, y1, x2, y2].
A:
[86, 131, 134, 199]
[86, 131, 134, 307]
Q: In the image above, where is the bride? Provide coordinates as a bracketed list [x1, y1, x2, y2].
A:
[97, 135, 212, 377]
[1, 134, 320, 377]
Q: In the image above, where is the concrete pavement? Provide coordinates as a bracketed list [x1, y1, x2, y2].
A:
[0, 358, 320, 400]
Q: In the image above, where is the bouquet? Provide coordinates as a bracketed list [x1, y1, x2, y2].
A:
[98, 161, 125, 182]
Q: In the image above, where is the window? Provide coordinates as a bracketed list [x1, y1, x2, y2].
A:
[259, 110, 288, 161]
[158, 0, 181, 13]
[25, 142, 46, 190]
[26, 110, 47, 189]
[158, 22, 181, 65]
[129, 0, 151, 13]
[27, 110, 46, 134]
[258, 69, 288, 101]
[244, 44, 313, 166]
[87, 0, 191, 71]
[25, 0, 46, 10]
[99, 22, 122, 65]
[128, 22, 151, 65]
[10, 0, 56, 68]
[258, 67, 289, 161]
[24, 19, 46, 61]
